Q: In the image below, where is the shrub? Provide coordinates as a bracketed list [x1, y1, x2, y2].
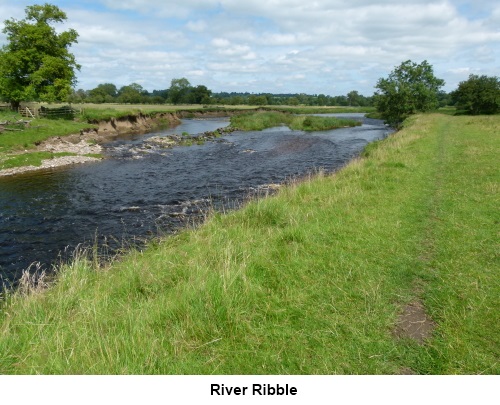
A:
[451, 74, 500, 115]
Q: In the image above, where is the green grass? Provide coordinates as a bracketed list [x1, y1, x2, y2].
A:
[67, 103, 257, 121]
[230, 111, 361, 131]
[39, 103, 374, 122]
[0, 113, 498, 375]
[0, 151, 78, 170]
[267, 106, 375, 114]
[0, 111, 94, 153]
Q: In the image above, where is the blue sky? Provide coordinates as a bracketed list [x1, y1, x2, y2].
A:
[1, 0, 498, 95]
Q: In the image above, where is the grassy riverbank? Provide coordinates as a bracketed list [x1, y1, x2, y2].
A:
[1, 105, 367, 170]
[0, 110, 97, 171]
[9, 102, 373, 122]
[73, 104, 373, 122]
[230, 111, 361, 131]
[0, 110, 93, 154]
[1, 113, 498, 374]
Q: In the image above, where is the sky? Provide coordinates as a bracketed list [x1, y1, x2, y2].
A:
[0, 0, 499, 96]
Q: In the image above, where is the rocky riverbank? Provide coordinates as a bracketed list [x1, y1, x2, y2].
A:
[0, 110, 231, 177]
[145, 125, 240, 148]
[0, 127, 106, 178]
[0, 155, 102, 177]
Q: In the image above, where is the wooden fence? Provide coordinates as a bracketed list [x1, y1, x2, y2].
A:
[19, 106, 36, 118]
[17, 105, 82, 119]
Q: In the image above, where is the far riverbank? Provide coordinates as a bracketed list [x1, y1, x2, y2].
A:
[1, 106, 367, 177]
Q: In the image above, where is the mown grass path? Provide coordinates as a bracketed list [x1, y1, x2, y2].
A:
[0, 114, 498, 374]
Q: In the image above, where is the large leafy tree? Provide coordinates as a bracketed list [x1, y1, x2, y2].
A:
[0, 3, 80, 109]
[88, 83, 118, 103]
[117, 83, 147, 104]
[375, 60, 445, 127]
[168, 78, 191, 104]
[451, 74, 499, 115]
[188, 85, 212, 104]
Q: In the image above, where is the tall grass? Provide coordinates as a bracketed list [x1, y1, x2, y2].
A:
[0, 113, 498, 374]
[230, 111, 361, 131]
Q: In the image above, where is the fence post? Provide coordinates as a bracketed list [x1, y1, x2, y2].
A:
[18, 106, 36, 119]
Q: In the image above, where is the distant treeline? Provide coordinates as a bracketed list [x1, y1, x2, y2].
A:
[66, 77, 455, 107]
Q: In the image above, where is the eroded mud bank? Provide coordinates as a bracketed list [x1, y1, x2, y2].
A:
[0, 111, 230, 177]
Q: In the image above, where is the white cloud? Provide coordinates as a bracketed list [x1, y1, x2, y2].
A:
[186, 20, 207, 32]
[0, 0, 499, 94]
[211, 38, 231, 48]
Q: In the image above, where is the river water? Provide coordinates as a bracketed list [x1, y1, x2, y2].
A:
[0, 114, 391, 286]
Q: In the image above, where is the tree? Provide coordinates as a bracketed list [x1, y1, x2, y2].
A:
[347, 90, 360, 106]
[168, 78, 191, 104]
[0, 3, 80, 109]
[317, 94, 328, 106]
[248, 95, 267, 106]
[68, 88, 87, 104]
[374, 60, 445, 127]
[188, 85, 212, 104]
[451, 74, 499, 115]
[117, 83, 146, 104]
[88, 83, 118, 103]
[151, 89, 169, 102]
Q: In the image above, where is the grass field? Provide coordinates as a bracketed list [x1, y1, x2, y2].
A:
[0, 113, 498, 374]
[66, 103, 375, 121]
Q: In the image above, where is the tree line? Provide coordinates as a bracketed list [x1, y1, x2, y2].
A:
[66, 80, 377, 107]
[1, 3, 498, 124]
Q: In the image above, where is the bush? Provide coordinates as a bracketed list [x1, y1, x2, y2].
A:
[374, 60, 445, 127]
[451, 74, 500, 115]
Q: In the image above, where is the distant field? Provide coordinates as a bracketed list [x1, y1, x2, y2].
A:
[16, 103, 375, 121]
[73, 103, 257, 112]
[22, 102, 375, 114]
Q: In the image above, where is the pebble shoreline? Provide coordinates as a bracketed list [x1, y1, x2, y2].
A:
[0, 137, 103, 178]
[0, 155, 102, 177]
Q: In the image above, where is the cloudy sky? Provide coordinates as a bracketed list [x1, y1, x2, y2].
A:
[0, 0, 499, 96]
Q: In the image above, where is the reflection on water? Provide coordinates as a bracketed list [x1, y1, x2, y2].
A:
[0, 115, 391, 286]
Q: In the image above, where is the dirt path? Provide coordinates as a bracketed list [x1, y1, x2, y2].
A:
[391, 118, 450, 373]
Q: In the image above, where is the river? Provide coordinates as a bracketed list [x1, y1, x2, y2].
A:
[0, 113, 391, 287]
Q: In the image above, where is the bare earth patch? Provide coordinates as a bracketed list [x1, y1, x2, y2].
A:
[394, 300, 435, 344]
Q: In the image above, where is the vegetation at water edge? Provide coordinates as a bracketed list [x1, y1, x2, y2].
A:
[230, 111, 361, 131]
